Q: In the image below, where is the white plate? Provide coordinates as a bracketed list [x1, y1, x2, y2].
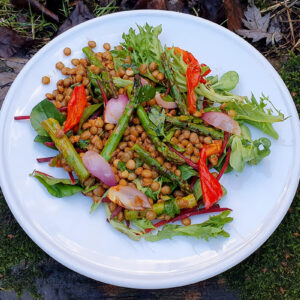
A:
[0, 10, 299, 289]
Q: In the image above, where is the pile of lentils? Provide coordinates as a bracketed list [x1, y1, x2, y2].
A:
[42, 40, 220, 224]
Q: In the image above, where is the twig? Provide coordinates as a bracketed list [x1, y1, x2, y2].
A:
[271, 0, 299, 18]
[285, 0, 296, 46]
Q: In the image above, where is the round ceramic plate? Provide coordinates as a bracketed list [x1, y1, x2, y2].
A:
[0, 10, 299, 289]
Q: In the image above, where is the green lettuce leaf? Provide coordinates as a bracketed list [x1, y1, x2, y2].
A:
[30, 170, 83, 198]
[112, 24, 164, 82]
[104, 203, 142, 241]
[89, 190, 108, 214]
[131, 219, 155, 233]
[145, 210, 233, 242]
[211, 71, 239, 92]
[230, 134, 271, 172]
[226, 94, 284, 139]
[30, 99, 65, 136]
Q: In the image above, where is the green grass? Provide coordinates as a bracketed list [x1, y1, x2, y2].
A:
[0, 189, 48, 298]
[0, 0, 57, 40]
[223, 54, 300, 299]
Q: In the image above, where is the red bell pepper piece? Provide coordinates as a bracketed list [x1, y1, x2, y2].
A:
[64, 85, 87, 132]
[173, 47, 211, 114]
[198, 146, 223, 209]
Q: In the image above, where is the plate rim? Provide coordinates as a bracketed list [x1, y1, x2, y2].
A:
[0, 9, 299, 289]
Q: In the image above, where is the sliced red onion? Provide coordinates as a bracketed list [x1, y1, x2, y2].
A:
[82, 151, 117, 187]
[202, 111, 241, 136]
[104, 94, 129, 124]
[140, 77, 149, 86]
[108, 185, 151, 211]
[155, 92, 177, 109]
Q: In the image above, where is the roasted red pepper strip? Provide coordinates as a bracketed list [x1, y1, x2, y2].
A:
[64, 85, 87, 132]
[173, 47, 211, 114]
[198, 146, 223, 209]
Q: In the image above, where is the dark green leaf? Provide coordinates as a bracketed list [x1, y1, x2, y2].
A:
[78, 103, 102, 130]
[30, 99, 65, 136]
[137, 84, 156, 104]
[31, 170, 83, 198]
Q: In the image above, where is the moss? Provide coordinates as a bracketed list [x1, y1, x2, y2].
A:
[280, 53, 300, 115]
[0, 189, 48, 298]
[223, 54, 300, 299]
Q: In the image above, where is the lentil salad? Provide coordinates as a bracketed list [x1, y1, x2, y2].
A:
[15, 24, 285, 241]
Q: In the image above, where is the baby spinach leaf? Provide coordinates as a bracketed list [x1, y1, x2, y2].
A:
[136, 84, 156, 104]
[31, 170, 83, 198]
[78, 103, 102, 131]
[178, 164, 198, 181]
[30, 99, 65, 136]
[211, 71, 239, 92]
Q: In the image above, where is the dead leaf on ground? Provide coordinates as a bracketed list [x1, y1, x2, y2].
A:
[223, 0, 244, 31]
[0, 27, 37, 58]
[10, 0, 59, 22]
[134, 0, 167, 9]
[188, 0, 225, 24]
[236, 5, 282, 45]
[57, 1, 94, 35]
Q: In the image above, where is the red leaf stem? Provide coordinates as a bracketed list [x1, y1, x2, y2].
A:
[168, 145, 199, 171]
[217, 147, 231, 180]
[14, 115, 30, 120]
[68, 171, 76, 185]
[96, 79, 108, 106]
[36, 156, 55, 163]
[110, 206, 123, 220]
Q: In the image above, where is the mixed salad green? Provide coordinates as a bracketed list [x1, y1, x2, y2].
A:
[15, 24, 285, 241]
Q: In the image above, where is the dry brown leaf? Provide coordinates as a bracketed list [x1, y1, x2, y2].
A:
[236, 5, 282, 45]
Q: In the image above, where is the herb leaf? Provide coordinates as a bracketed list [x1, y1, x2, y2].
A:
[178, 164, 198, 181]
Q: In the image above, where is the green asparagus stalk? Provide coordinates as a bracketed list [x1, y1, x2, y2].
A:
[132, 144, 191, 194]
[136, 105, 185, 164]
[41, 118, 90, 183]
[124, 194, 197, 220]
[101, 77, 155, 162]
[162, 52, 189, 115]
[83, 47, 118, 99]
[165, 115, 224, 139]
